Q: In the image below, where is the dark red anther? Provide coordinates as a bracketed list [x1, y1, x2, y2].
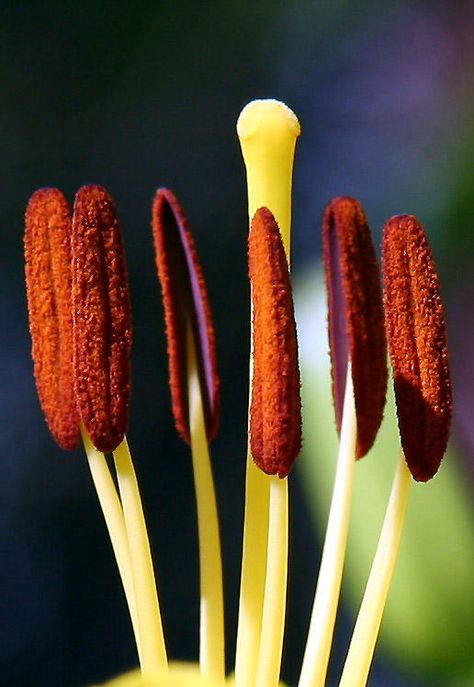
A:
[323, 197, 387, 458]
[24, 188, 80, 450]
[248, 207, 302, 478]
[152, 188, 220, 444]
[382, 214, 452, 481]
[72, 185, 132, 453]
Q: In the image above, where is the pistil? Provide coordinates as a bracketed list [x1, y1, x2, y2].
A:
[236, 98, 300, 687]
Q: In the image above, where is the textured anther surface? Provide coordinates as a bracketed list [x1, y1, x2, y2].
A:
[72, 185, 132, 453]
[323, 197, 387, 458]
[248, 207, 302, 477]
[382, 214, 452, 481]
[24, 188, 80, 450]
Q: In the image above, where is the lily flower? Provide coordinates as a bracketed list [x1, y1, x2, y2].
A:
[23, 99, 453, 687]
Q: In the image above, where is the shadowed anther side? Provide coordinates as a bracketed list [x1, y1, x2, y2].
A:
[248, 207, 302, 478]
[151, 188, 220, 444]
[382, 214, 452, 481]
[24, 188, 80, 450]
[323, 197, 387, 458]
[72, 185, 132, 453]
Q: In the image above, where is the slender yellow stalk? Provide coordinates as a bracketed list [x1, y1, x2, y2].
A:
[81, 426, 142, 663]
[255, 476, 289, 687]
[235, 98, 300, 687]
[186, 326, 225, 682]
[298, 365, 357, 687]
[113, 438, 168, 675]
[235, 453, 270, 687]
[338, 452, 411, 687]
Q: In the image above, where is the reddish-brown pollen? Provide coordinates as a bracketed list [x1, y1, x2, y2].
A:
[323, 197, 387, 458]
[72, 185, 132, 453]
[248, 207, 302, 478]
[24, 188, 80, 450]
[151, 188, 220, 444]
[382, 215, 452, 481]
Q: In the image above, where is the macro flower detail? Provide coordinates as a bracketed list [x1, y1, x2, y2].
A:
[21, 99, 458, 687]
[24, 187, 80, 450]
[72, 184, 132, 453]
[151, 187, 220, 444]
[322, 196, 387, 458]
[382, 214, 452, 481]
[249, 206, 302, 477]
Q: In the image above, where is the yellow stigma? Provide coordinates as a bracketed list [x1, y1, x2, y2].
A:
[237, 99, 300, 255]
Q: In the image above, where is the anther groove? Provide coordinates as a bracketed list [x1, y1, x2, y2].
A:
[152, 188, 220, 444]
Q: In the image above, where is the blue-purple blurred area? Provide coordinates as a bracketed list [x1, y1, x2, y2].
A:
[1, 2, 473, 685]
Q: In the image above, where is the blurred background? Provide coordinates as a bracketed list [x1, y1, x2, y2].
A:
[1, 1, 473, 685]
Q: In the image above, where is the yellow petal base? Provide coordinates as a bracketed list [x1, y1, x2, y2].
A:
[96, 663, 289, 687]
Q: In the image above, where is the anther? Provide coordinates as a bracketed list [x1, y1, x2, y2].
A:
[24, 188, 80, 450]
[382, 214, 452, 481]
[72, 185, 132, 453]
[248, 207, 302, 477]
[151, 188, 220, 444]
[323, 197, 387, 458]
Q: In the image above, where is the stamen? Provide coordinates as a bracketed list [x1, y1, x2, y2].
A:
[382, 215, 452, 481]
[72, 185, 132, 453]
[151, 188, 220, 444]
[298, 198, 386, 687]
[24, 188, 80, 450]
[323, 197, 387, 458]
[248, 207, 302, 478]
[341, 215, 453, 685]
[152, 188, 224, 679]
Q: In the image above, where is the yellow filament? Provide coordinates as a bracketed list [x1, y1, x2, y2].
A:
[298, 365, 357, 687]
[81, 426, 142, 663]
[235, 455, 270, 687]
[338, 452, 411, 687]
[235, 98, 300, 687]
[186, 325, 225, 682]
[255, 476, 289, 687]
[113, 438, 168, 675]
